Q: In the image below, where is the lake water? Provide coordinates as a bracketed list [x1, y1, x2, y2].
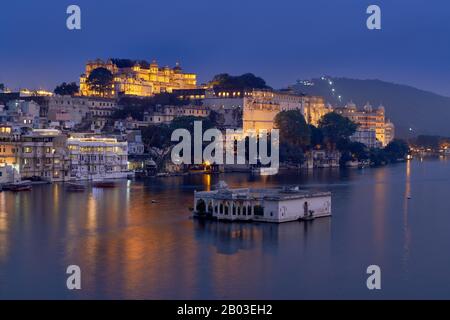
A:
[1, 158, 450, 299]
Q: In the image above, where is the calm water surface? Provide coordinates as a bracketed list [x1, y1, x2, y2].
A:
[1, 158, 450, 299]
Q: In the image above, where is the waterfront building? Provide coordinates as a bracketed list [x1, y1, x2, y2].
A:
[0, 125, 20, 174]
[143, 104, 210, 125]
[334, 102, 394, 147]
[0, 126, 67, 181]
[19, 129, 67, 181]
[66, 135, 128, 180]
[310, 150, 341, 168]
[0, 164, 16, 184]
[350, 129, 381, 149]
[194, 184, 332, 223]
[79, 59, 197, 98]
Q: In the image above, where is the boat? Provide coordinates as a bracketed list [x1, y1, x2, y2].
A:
[345, 161, 360, 168]
[8, 180, 32, 192]
[251, 167, 279, 175]
[66, 182, 86, 192]
[92, 179, 116, 188]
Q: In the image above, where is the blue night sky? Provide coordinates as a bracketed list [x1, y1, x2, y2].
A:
[1, 0, 450, 95]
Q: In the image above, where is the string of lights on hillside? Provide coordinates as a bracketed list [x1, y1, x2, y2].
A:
[320, 76, 415, 134]
[320, 76, 342, 104]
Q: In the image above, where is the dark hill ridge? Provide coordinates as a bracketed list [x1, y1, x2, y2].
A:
[292, 77, 450, 138]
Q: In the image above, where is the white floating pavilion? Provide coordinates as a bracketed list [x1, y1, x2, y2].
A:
[193, 184, 331, 223]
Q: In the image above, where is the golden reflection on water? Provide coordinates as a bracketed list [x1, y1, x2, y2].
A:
[203, 174, 211, 191]
[372, 168, 387, 258]
[0, 163, 437, 298]
[0, 192, 8, 261]
[402, 160, 412, 274]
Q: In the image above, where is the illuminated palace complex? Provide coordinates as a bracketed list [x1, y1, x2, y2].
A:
[334, 102, 395, 147]
[79, 59, 197, 97]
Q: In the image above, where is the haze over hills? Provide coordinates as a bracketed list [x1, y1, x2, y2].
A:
[292, 77, 450, 138]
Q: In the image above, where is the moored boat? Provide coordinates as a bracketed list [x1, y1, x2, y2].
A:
[8, 180, 32, 192]
[92, 179, 116, 188]
[66, 182, 86, 192]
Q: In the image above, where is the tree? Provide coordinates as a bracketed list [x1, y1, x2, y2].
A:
[0, 83, 4, 91]
[87, 67, 114, 97]
[210, 73, 271, 90]
[280, 143, 305, 164]
[384, 139, 409, 161]
[141, 124, 173, 170]
[349, 142, 369, 160]
[274, 110, 311, 147]
[413, 135, 440, 150]
[54, 82, 79, 95]
[369, 148, 389, 166]
[170, 116, 214, 134]
[318, 112, 358, 148]
[309, 124, 323, 148]
[141, 124, 172, 149]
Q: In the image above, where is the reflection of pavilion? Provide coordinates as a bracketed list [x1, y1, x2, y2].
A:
[192, 217, 332, 255]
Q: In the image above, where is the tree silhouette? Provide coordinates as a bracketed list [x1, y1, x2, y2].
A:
[54, 82, 79, 96]
[87, 67, 114, 97]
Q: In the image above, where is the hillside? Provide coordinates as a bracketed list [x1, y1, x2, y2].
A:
[292, 77, 450, 138]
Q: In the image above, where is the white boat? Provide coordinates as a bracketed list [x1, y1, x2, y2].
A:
[252, 167, 279, 175]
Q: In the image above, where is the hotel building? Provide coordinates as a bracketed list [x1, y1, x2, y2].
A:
[79, 59, 197, 97]
[334, 102, 394, 147]
[0, 126, 129, 182]
[66, 135, 129, 180]
[303, 96, 333, 127]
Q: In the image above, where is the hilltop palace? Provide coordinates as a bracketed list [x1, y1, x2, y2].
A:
[79, 59, 197, 97]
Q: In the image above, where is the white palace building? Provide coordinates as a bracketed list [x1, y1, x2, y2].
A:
[193, 183, 331, 223]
